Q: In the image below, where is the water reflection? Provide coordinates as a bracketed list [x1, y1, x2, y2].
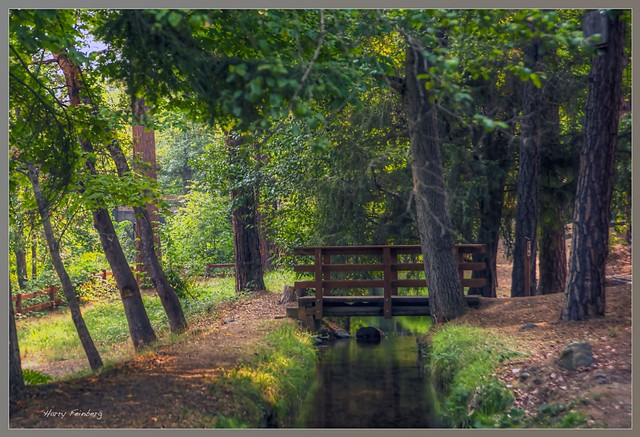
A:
[296, 316, 439, 428]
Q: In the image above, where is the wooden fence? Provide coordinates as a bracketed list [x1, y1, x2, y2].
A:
[12, 266, 135, 314]
[205, 263, 235, 278]
[12, 286, 64, 314]
[293, 244, 486, 320]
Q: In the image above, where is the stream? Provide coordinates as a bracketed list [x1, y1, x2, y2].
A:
[295, 316, 441, 428]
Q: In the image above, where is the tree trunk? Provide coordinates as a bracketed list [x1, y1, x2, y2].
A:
[93, 208, 158, 348]
[468, 130, 511, 298]
[9, 283, 25, 400]
[511, 40, 542, 297]
[30, 211, 37, 280]
[14, 216, 28, 289]
[26, 164, 103, 371]
[15, 249, 28, 289]
[107, 140, 187, 333]
[402, 38, 466, 322]
[561, 11, 625, 320]
[135, 207, 188, 332]
[55, 52, 158, 349]
[538, 51, 568, 296]
[538, 204, 567, 294]
[227, 134, 266, 293]
[132, 98, 162, 267]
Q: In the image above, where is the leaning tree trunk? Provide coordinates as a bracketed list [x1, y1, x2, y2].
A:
[55, 52, 157, 349]
[561, 11, 625, 320]
[93, 208, 158, 348]
[27, 164, 103, 371]
[403, 38, 466, 322]
[107, 140, 187, 334]
[227, 134, 266, 293]
[511, 40, 542, 297]
[9, 283, 25, 400]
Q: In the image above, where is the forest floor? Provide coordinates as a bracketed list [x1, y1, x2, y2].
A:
[10, 244, 632, 429]
[458, 242, 632, 428]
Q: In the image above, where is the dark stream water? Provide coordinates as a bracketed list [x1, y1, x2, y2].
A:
[295, 317, 440, 428]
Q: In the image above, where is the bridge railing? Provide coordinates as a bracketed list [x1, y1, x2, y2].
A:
[293, 244, 486, 320]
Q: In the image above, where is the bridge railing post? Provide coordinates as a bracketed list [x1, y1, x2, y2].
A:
[323, 252, 332, 299]
[314, 248, 323, 320]
[383, 246, 392, 319]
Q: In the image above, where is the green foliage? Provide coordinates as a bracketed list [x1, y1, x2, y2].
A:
[428, 324, 525, 427]
[75, 276, 119, 304]
[163, 266, 195, 300]
[526, 402, 590, 428]
[156, 117, 215, 195]
[22, 369, 54, 385]
[209, 323, 318, 428]
[162, 187, 234, 277]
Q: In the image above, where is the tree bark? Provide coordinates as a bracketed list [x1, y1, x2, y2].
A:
[56, 52, 158, 349]
[27, 164, 103, 371]
[468, 130, 511, 298]
[107, 140, 187, 333]
[14, 215, 28, 289]
[561, 11, 625, 320]
[402, 38, 467, 322]
[93, 208, 158, 348]
[511, 40, 542, 297]
[538, 204, 567, 294]
[538, 50, 568, 296]
[15, 249, 28, 289]
[227, 134, 266, 293]
[9, 283, 25, 400]
[132, 98, 162, 266]
[30, 211, 37, 280]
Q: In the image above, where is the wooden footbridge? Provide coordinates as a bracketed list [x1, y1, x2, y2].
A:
[286, 244, 486, 329]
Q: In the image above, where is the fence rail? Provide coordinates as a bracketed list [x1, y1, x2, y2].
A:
[12, 265, 137, 314]
[12, 286, 63, 314]
[205, 263, 236, 278]
[292, 244, 486, 320]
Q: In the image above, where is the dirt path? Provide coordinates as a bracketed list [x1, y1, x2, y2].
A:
[10, 291, 289, 428]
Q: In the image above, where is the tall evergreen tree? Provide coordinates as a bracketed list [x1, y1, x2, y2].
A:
[561, 10, 627, 320]
[399, 35, 467, 322]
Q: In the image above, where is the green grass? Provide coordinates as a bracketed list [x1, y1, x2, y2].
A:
[17, 270, 295, 370]
[210, 322, 318, 428]
[21, 369, 54, 385]
[427, 324, 525, 428]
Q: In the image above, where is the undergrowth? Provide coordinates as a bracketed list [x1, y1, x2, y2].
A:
[210, 322, 317, 428]
[427, 324, 590, 428]
[427, 324, 524, 428]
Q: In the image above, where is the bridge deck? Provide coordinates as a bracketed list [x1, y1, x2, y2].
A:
[286, 295, 481, 319]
